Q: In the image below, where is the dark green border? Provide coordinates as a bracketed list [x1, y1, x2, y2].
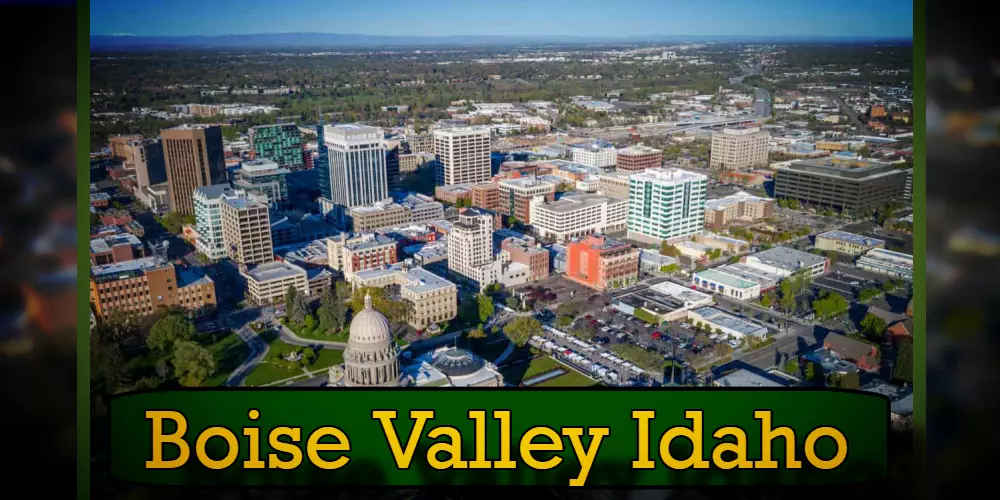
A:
[911, 1, 926, 498]
[78, 1, 91, 499]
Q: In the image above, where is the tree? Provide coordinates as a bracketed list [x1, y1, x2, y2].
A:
[760, 293, 773, 308]
[148, 314, 194, 351]
[784, 358, 800, 375]
[335, 281, 352, 301]
[351, 286, 413, 325]
[659, 241, 680, 257]
[93, 311, 139, 348]
[317, 289, 348, 334]
[302, 347, 318, 366]
[171, 340, 216, 387]
[557, 315, 574, 329]
[860, 313, 888, 341]
[663, 263, 681, 274]
[504, 296, 520, 311]
[779, 280, 796, 314]
[285, 285, 310, 325]
[506, 216, 517, 226]
[858, 287, 881, 302]
[476, 293, 494, 323]
[827, 371, 860, 389]
[893, 337, 913, 384]
[112, 201, 125, 210]
[468, 325, 487, 339]
[503, 316, 542, 346]
[91, 333, 131, 393]
[715, 343, 733, 358]
[303, 314, 317, 332]
[804, 361, 817, 381]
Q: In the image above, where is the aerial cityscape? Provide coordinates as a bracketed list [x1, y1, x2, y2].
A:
[88, 2, 914, 433]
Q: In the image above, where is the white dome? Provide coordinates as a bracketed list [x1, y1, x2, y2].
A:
[349, 293, 393, 345]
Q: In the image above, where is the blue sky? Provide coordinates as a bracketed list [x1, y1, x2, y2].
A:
[91, 0, 913, 39]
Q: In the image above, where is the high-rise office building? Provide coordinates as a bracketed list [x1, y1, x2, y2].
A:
[709, 127, 770, 171]
[434, 126, 492, 186]
[250, 123, 305, 170]
[315, 115, 331, 199]
[161, 124, 227, 215]
[497, 177, 556, 224]
[447, 208, 496, 286]
[233, 158, 290, 208]
[627, 168, 708, 244]
[90, 257, 216, 320]
[385, 141, 401, 190]
[128, 138, 166, 188]
[616, 145, 663, 173]
[221, 197, 273, 266]
[323, 124, 388, 209]
[772, 158, 906, 214]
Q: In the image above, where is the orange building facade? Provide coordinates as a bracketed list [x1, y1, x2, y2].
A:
[565, 235, 640, 290]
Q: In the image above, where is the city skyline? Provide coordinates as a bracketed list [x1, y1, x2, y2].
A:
[91, 0, 914, 39]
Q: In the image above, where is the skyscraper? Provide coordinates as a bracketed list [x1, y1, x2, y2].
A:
[323, 124, 388, 209]
[221, 196, 273, 266]
[627, 168, 708, 244]
[385, 141, 401, 191]
[249, 123, 304, 170]
[447, 207, 497, 288]
[434, 126, 492, 186]
[709, 127, 770, 171]
[161, 124, 227, 215]
[315, 113, 331, 200]
[128, 138, 166, 188]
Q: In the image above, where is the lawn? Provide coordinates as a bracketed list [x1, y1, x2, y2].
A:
[522, 356, 562, 379]
[500, 354, 595, 387]
[533, 370, 596, 387]
[245, 331, 347, 387]
[200, 331, 251, 387]
[310, 348, 344, 371]
[282, 320, 349, 343]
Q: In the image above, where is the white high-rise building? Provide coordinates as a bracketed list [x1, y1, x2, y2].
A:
[709, 127, 770, 171]
[323, 124, 389, 208]
[193, 184, 237, 260]
[447, 208, 497, 288]
[627, 168, 708, 244]
[434, 126, 492, 186]
[571, 140, 618, 169]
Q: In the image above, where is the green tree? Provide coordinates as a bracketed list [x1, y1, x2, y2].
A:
[171, 340, 216, 387]
[760, 293, 773, 308]
[784, 358, 800, 375]
[351, 286, 413, 325]
[335, 281, 352, 301]
[93, 311, 140, 348]
[860, 313, 888, 340]
[503, 316, 543, 346]
[148, 314, 194, 352]
[664, 263, 681, 273]
[285, 285, 309, 325]
[659, 241, 680, 257]
[303, 314, 317, 332]
[858, 287, 881, 302]
[893, 337, 913, 384]
[91, 332, 131, 393]
[504, 296, 520, 311]
[302, 347, 318, 366]
[316, 289, 347, 333]
[557, 315, 574, 329]
[804, 361, 817, 381]
[112, 201, 125, 210]
[827, 371, 860, 389]
[476, 293, 495, 323]
[506, 216, 517, 226]
[779, 280, 796, 314]
[468, 325, 487, 339]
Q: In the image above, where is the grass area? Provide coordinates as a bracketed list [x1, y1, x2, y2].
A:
[244, 332, 344, 387]
[522, 356, 562, 379]
[533, 370, 595, 387]
[309, 349, 344, 372]
[282, 319, 349, 343]
[200, 331, 251, 387]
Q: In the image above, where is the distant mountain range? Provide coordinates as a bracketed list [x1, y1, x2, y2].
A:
[90, 32, 912, 51]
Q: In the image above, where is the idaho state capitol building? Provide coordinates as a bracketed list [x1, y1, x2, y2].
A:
[328, 294, 504, 387]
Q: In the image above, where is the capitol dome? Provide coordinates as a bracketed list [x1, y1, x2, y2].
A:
[341, 293, 405, 387]
[349, 294, 393, 345]
[431, 347, 487, 377]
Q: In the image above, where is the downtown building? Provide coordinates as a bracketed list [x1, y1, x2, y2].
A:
[127, 138, 169, 212]
[249, 123, 305, 170]
[565, 235, 640, 291]
[161, 124, 227, 215]
[233, 158, 291, 208]
[499, 236, 550, 283]
[497, 177, 556, 224]
[615, 145, 663, 173]
[434, 126, 492, 186]
[319, 124, 389, 219]
[627, 168, 708, 244]
[447, 208, 498, 289]
[326, 233, 399, 282]
[703, 191, 775, 231]
[193, 184, 239, 261]
[773, 158, 907, 214]
[90, 257, 216, 320]
[352, 263, 458, 330]
[571, 140, 618, 169]
[221, 196, 274, 266]
[530, 193, 628, 243]
[242, 260, 332, 306]
[709, 127, 770, 171]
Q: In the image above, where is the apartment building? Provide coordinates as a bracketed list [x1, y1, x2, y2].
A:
[352, 263, 458, 329]
[193, 184, 238, 260]
[90, 257, 216, 319]
[161, 125, 227, 215]
[497, 177, 556, 224]
[221, 197, 274, 266]
[616, 145, 663, 173]
[703, 191, 775, 230]
[434, 126, 492, 185]
[531, 193, 628, 242]
[249, 123, 304, 170]
[470, 182, 501, 212]
[773, 158, 907, 214]
[499, 236, 550, 282]
[565, 235, 640, 291]
[709, 127, 770, 171]
[627, 168, 708, 244]
[348, 202, 411, 232]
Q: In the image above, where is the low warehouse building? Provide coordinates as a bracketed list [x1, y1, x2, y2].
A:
[687, 306, 769, 340]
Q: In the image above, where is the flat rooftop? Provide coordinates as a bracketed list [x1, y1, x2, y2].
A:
[630, 167, 708, 184]
[778, 158, 903, 180]
[90, 233, 142, 254]
[244, 261, 306, 282]
[691, 306, 768, 337]
[748, 246, 827, 271]
[92, 256, 166, 278]
[817, 230, 885, 247]
[649, 280, 713, 305]
[535, 193, 624, 213]
[705, 191, 772, 210]
[715, 368, 787, 388]
[695, 268, 759, 289]
[355, 264, 456, 295]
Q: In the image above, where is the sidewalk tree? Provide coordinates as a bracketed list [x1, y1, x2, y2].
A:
[171, 340, 216, 387]
[476, 293, 494, 323]
[148, 314, 194, 352]
[503, 316, 542, 347]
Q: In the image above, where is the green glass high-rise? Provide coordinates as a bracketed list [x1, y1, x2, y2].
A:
[250, 123, 304, 169]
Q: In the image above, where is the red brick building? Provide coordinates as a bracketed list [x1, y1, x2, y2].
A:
[501, 237, 550, 283]
[566, 235, 640, 290]
[615, 145, 663, 173]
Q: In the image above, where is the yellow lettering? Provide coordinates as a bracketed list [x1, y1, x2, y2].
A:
[804, 427, 847, 469]
[519, 426, 563, 470]
[711, 426, 752, 469]
[243, 409, 264, 469]
[306, 427, 351, 470]
[267, 427, 303, 469]
[373, 409, 434, 469]
[659, 410, 710, 469]
[563, 427, 610, 487]
[467, 411, 491, 469]
[493, 410, 516, 469]
[754, 410, 801, 469]
[426, 425, 468, 469]
[195, 427, 239, 470]
[631, 410, 656, 469]
[145, 410, 190, 469]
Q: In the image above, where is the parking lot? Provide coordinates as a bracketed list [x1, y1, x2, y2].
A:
[812, 263, 902, 300]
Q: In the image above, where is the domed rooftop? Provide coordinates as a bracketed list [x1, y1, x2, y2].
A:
[349, 294, 392, 346]
[431, 347, 487, 377]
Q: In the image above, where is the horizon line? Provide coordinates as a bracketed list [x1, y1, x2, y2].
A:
[91, 32, 913, 40]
